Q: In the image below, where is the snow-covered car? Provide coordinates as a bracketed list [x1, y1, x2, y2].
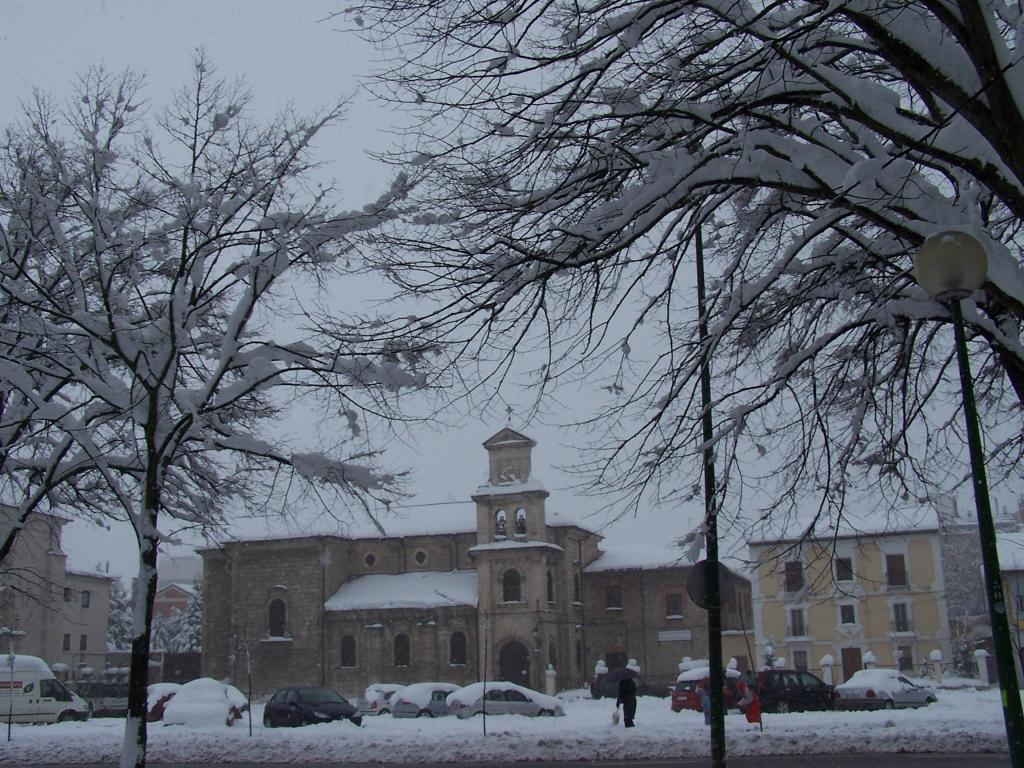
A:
[446, 681, 564, 718]
[359, 683, 404, 716]
[389, 682, 461, 718]
[834, 669, 937, 710]
[263, 686, 362, 727]
[161, 678, 248, 726]
[146, 682, 182, 722]
[671, 666, 743, 713]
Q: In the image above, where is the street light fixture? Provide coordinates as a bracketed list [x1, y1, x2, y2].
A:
[915, 230, 1024, 767]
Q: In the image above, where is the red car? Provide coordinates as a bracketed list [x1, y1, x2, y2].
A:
[670, 667, 742, 713]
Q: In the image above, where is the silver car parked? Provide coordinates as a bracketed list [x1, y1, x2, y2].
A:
[834, 669, 937, 710]
[390, 682, 461, 718]
[447, 681, 564, 719]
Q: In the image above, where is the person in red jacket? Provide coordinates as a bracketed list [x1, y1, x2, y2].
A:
[738, 674, 761, 725]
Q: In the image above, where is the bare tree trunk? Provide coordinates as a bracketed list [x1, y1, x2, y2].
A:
[121, 447, 160, 768]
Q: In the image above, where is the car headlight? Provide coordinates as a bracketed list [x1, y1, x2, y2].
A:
[313, 711, 331, 719]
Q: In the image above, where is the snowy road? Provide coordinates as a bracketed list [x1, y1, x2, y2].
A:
[0, 687, 1010, 764]
[2, 756, 1011, 768]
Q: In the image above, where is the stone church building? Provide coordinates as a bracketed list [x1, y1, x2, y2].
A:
[200, 428, 752, 697]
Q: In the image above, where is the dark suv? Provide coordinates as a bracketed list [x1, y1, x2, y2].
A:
[754, 669, 834, 713]
[592, 668, 670, 699]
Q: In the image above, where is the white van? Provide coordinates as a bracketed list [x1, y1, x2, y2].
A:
[0, 654, 90, 723]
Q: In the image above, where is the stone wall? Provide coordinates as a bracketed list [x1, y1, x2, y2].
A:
[200, 536, 344, 695]
[203, 532, 755, 697]
[326, 605, 478, 699]
[201, 531, 482, 697]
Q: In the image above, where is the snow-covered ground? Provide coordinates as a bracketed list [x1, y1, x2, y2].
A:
[0, 687, 1008, 764]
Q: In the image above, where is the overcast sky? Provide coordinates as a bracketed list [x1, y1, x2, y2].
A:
[5, 2, 1002, 585]
[0, 1, 721, 581]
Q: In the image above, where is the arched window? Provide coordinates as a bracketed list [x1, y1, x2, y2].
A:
[546, 570, 555, 604]
[514, 508, 527, 535]
[450, 631, 467, 666]
[394, 633, 410, 667]
[495, 509, 508, 537]
[573, 573, 581, 603]
[502, 569, 522, 602]
[340, 635, 356, 667]
[268, 599, 287, 637]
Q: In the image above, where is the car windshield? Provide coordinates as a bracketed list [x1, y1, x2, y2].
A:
[299, 688, 346, 704]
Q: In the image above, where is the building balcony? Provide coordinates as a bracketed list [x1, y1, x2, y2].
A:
[889, 625, 916, 638]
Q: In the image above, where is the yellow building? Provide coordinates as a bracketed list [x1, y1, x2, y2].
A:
[749, 527, 951, 683]
[998, 531, 1024, 674]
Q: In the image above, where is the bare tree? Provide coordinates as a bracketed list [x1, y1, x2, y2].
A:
[344, 0, 1024, 542]
[0, 57, 428, 768]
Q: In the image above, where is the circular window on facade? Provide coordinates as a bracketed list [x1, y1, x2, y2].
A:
[415, 549, 427, 565]
[364, 552, 376, 567]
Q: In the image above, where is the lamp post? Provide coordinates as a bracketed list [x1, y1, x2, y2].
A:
[915, 230, 1024, 767]
[695, 222, 726, 767]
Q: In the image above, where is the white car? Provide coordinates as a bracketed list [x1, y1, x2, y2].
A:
[161, 678, 248, 726]
[359, 683, 404, 716]
[446, 681, 564, 718]
[834, 668, 937, 710]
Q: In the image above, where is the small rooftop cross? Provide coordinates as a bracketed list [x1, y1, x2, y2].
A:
[505, 404, 514, 424]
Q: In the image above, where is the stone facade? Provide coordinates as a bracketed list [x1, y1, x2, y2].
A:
[201, 428, 754, 698]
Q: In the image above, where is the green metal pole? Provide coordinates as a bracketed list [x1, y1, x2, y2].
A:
[951, 299, 1024, 767]
[695, 223, 726, 767]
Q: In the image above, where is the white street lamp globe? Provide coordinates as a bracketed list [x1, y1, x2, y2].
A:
[914, 230, 988, 300]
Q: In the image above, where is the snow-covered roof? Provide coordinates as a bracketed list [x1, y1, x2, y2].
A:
[748, 523, 938, 548]
[483, 427, 535, 448]
[998, 532, 1024, 571]
[157, 582, 196, 596]
[210, 502, 479, 546]
[545, 506, 591, 529]
[65, 569, 115, 581]
[473, 476, 549, 497]
[584, 545, 685, 572]
[325, 570, 478, 611]
[468, 540, 564, 554]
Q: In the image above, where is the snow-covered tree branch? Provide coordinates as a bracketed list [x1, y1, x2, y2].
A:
[0, 56, 428, 768]
[346, 0, 1024, 539]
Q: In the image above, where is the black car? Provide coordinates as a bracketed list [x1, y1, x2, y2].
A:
[592, 668, 671, 700]
[69, 681, 129, 717]
[753, 669, 835, 713]
[263, 686, 363, 727]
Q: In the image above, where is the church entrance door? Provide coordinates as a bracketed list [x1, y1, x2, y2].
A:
[498, 641, 530, 687]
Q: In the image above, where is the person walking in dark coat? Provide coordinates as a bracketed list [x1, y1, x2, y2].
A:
[616, 675, 638, 727]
